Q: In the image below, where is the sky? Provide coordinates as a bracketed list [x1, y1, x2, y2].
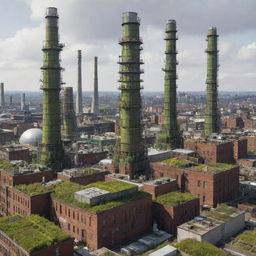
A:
[0, 0, 256, 92]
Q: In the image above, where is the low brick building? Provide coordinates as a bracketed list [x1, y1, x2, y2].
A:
[226, 116, 244, 129]
[0, 215, 73, 256]
[153, 191, 200, 235]
[0, 146, 30, 162]
[150, 158, 239, 207]
[51, 181, 152, 250]
[58, 168, 108, 186]
[75, 151, 108, 165]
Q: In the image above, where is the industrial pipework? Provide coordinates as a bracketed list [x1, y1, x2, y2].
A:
[204, 27, 219, 137]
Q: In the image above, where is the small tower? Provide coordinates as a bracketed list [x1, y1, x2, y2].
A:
[91, 56, 99, 115]
[0, 83, 5, 107]
[76, 50, 83, 115]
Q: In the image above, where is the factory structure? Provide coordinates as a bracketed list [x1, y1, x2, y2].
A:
[0, 6, 256, 256]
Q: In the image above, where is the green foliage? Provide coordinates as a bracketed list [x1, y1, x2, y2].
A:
[174, 239, 231, 256]
[15, 183, 54, 196]
[154, 191, 197, 207]
[159, 157, 188, 167]
[52, 181, 146, 213]
[0, 161, 16, 172]
[191, 162, 235, 173]
[0, 215, 69, 253]
[232, 230, 256, 252]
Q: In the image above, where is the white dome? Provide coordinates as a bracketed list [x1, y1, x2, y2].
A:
[19, 128, 42, 146]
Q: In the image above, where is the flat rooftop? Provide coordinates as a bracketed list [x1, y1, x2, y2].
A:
[0, 215, 69, 253]
[154, 191, 197, 207]
[52, 181, 148, 213]
[202, 204, 241, 222]
[144, 177, 176, 187]
[230, 230, 256, 253]
[15, 182, 57, 196]
[174, 239, 230, 256]
[0, 146, 28, 152]
[158, 157, 192, 168]
[172, 148, 194, 155]
[61, 168, 100, 178]
[190, 162, 236, 174]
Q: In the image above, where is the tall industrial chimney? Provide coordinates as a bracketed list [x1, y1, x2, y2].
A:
[157, 20, 181, 149]
[91, 56, 99, 115]
[62, 87, 77, 140]
[204, 27, 219, 137]
[0, 83, 5, 107]
[39, 7, 64, 170]
[21, 93, 25, 111]
[117, 12, 147, 178]
[76, 50, 83, 114]
[9, 96, 12, 106]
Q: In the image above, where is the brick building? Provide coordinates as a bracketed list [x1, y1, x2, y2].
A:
[58, 168, 108, 186]
[74, 151, 108, 165]
[0, 162, 54, 215]
[153, 191, 200, 234]
[51, 181, 152, 250]
[0, 146, 30, 162]
[226, 116, 244, 129]
[0, 215, 73, 256]
[150, 158, 239, 207]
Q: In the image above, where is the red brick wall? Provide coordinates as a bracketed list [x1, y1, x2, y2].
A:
[76, 151, 108, 165]
[246, 136, 256, 152]
[233, 139, 247, 160]
[57, 171, 108, 186]
[0, 149, 30, 162]
[153, 198, 200, 234]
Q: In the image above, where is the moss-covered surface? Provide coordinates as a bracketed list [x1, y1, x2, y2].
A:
[0, 160, 16, 172]
[52, 181, 147, 213]
[15, 183, 54, 196]
[203, 204, 237, 222]
[159, 157, 189, 167]
[232, 230, 256, 253]
[191, 162, 235, 174]
[174, 239, 231, 256]
[154, 191, 197, 207]
[0, 215, 70, 253]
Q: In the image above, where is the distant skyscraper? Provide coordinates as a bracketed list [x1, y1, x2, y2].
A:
[76, 50, 83, 114]
[204, 27, 219, 137]
[21, 93, 25, 111]
[39, 7, 64, 170]
[91, 56, 99, 115]
[0, 83, 4, 107]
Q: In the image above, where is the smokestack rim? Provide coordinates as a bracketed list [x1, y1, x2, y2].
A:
[46, 7, 59, 18]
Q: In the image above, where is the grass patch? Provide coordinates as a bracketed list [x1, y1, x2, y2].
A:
[232, 230, 256, 253]
[0, 215, 69, 253]
[15, 183, 54, 196]
[174, 239, 231, 256]
[52, 181, 147, 213]
[191, 162, 235, 174]
[0, 161, 16, 172]
[159, 157, 189, 167]
[203, 204, 237, 222]
[154, 191, 197, 207]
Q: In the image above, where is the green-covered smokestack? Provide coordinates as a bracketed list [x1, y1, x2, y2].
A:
[204, 27, 219, 137]
[39, 7, 64, 170]
[158, 20, 181, 149]
[62, 87, 77, 141]
[117, 12, 146, 178]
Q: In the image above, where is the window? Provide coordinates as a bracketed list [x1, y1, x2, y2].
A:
[68, 223, 70, 231]
[197, 180, 201, 187]
[203, 181, 207, 188]
[203, 195, 206, 202]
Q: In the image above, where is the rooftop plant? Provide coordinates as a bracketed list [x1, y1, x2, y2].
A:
[15, 183, 54, 196]
[191, 162, 235, 174]
[0, 160, 16, 172]
[159, 157, 189, 167]
[232, 230, 256, 253]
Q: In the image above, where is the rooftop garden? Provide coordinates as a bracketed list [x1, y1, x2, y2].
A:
[0, 215, 70, 253]
[191, 162, 235, 174]
[203, 203, 237, 222]
[154, 191, 197, 207]
[231, 230, 256, 253]
[15, 183, 54, 196]
[174, 239, 231, 256]
[52, 181, 147, 213]
[0, 160, 16, 172]
[159, 157, 190, 167]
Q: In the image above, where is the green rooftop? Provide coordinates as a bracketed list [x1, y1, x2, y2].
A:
[154, 191, 197, 207]
[203, 204, 238, 222]
[231, 230, 256, 253]
[0, 215, 70, 253]
[0, 160, 16, 172]
[190, 162, 235, 174]
[159, 157, 190, 167]
[15, 183, 54, 196]
[52, 181, 148, 213]
[174, 239, 231, 256]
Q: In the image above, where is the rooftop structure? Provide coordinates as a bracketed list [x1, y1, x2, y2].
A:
[76, 49, 83, 114]
[19, 128, 42, 146]
[61, 168, 99, 178]
[117, 12, 147, 178]
[157, 19, 181, 149]
[154, 191, 197, 207]
[0, 215, 70, 253]
[52, 181, 147, 213]
[39, 7, 64, 170]
[204, 27, 219, 137]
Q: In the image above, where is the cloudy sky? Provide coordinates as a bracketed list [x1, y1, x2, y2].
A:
[0, 0, 256, 92]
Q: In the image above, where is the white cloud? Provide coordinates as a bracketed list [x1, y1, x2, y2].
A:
[237, 42, 256, 60]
